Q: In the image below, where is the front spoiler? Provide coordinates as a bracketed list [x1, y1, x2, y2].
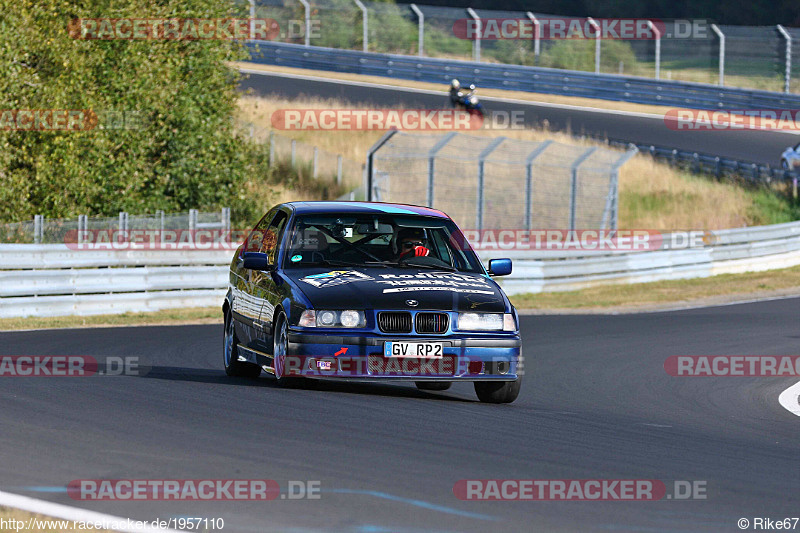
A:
[278, 330, 523, 381]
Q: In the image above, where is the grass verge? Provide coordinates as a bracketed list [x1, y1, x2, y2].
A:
[0, 307, 221, 331]
[510, 264, 800, 312]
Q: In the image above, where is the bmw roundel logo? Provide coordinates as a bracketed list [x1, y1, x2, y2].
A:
[405, 299, 419, 307]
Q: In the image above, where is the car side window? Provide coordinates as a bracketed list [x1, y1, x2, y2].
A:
[262, 211, 288, 265]
[795, 142, 800, 152]
[244, 210, 276, 254]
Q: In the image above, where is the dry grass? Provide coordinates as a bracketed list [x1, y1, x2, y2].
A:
[238, 94, 761, 230]
[0, 307, 221, 331]
[0, 507, 113, 532]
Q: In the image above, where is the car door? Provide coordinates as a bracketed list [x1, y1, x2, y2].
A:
[252, 208, 290, 354]
[231, 209, 277, 352]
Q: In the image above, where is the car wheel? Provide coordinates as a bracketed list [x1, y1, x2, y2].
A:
[782, 159, 790, 170]
[224, 313, 261, 378]
[415, 382, 452, 391]
[272, 312, 300, 387]
[474, 378, 521, 404]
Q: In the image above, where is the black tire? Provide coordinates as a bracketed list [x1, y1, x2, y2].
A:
[272, 312, 301, 387]
[474, 378, 521, 404]
[223, 313, 261, 378]
[415, 381, 452, 391]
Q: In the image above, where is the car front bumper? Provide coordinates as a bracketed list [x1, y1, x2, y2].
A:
[284, 330, 522, 381]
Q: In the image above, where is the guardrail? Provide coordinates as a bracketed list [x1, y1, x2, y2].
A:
[247, 41, 800, 111]
[603, 138, 798, 185]
[4, 220, 800, 316]
[481, 221, 800, 294]
[0, 247, 232, 318]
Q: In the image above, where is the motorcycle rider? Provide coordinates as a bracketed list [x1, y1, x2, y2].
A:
[449, 79, 463, 108]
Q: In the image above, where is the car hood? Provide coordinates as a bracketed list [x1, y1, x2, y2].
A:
[283, 267, 508, 313]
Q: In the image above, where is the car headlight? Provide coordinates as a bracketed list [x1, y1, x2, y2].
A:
[456, 313, 515, 331]
[339, 310, 361, 328]
[298, 310, 366, 328]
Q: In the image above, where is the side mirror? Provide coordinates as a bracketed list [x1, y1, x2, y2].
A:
[242, 252, 272, 271]
[488, 258, 512, 276]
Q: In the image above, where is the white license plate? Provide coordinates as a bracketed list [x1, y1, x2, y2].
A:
[384, 342, 443, 358]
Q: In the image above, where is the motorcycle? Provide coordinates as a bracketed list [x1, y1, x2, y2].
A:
[455, 84, 485, 118]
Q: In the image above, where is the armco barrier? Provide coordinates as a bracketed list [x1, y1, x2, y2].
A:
[246, 41, 800, 111]
[3, 220, 800, 316]
[0, 247, 233, 318]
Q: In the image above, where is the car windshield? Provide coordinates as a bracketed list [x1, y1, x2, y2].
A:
[283, 214, 484, 273]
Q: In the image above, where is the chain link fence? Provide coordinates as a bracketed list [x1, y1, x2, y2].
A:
[0, 209, 231, 244]
[366, 131, 636, 231]
[251, 0, 799, 93]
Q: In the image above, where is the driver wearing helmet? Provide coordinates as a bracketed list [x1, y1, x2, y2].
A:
[449, 79, 462, 108]
[395, 227, 431, 260]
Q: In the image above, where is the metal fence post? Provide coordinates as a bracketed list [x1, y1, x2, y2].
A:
[77, 214, 87, 245]
[248, 0, 256, 40]
[476, 137, 505, 231]
[525, 12, 540, 65]
[778, 25, 791, 94]
[119, 211, 129, 242]
[221, 207, 231, 234]
[365, 130, 398, 201]
[647, 20, 661, 80]
[587, 17, 600, 74]
[466, 8, 480, 62]
[603, 146, 638, 231]
[188, 209, 197, 232]
[33, 214, 43, 244]
[427, 132, 457, 207]
[410, 4, 424, 57]
[337, 155, 343, 185]
[313, 147, 318, 178]
[570, 148, 597, 230]
[291, 139, 296, 167]
[157, 210, 164, 233]
[354, 0, 368, 52]
[524, 140, 553, 230]
[269, 131, 275, 167]
[710, 24, 725, 86]
[298, 0, 311, 46]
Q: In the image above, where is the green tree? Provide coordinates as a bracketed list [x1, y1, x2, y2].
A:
[0, 0, 259, 222]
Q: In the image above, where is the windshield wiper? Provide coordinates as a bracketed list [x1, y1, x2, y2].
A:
[301, 259, 365, 268]
[367, 260, 456, 272]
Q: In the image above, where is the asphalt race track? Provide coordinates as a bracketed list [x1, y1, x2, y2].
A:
[239, 70, 799, 166]
[1, 298, 799, 532]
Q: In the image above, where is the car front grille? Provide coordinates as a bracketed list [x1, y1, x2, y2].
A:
[378, 312, 413, 333]
[415, 312, 449, 334]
